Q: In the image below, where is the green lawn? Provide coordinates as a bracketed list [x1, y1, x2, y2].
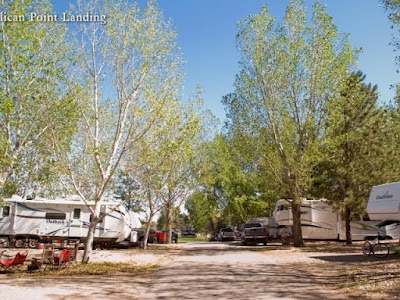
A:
[178, 236, 209, 243]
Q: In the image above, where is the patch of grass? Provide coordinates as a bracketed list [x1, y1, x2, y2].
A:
[178, 236, 208, 243]
[62, 262, 159, 276]
[7, 262, 159, 278]
[145, 245, 179, 251]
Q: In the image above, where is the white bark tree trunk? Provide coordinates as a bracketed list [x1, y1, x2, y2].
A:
[82, 216, 98, 263]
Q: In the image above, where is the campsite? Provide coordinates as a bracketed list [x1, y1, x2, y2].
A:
[1, 182, 400, 299]
[1, 0, 400, 299]
[0, 240, 399, 299]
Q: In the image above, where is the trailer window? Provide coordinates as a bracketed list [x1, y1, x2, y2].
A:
[2, 206, 10, 217]
[277, 204, 290, 211]
[45, 213, 66, 220]
[73, 208, 81, 219]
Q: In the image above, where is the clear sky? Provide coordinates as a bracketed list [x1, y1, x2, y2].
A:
[56, 0, 399, 123]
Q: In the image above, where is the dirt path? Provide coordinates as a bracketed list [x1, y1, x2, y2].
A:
[0, 242, 353, 299]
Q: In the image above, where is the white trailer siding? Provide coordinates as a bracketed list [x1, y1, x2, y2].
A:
[338, 216, 383, 240]
[383, 221, 400, 239]
[274, 199, 383, 241]
[0, 195, 138, 247]
[366, 182, 400, 221]
[274, 199, 338, 240]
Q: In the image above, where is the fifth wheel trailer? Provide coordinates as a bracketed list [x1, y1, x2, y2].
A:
[273, 198, 385, 241]
[0, 195, 141, 248]
[366, 182, 400, 239]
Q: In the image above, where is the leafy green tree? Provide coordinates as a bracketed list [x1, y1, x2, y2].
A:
[53, 0, 183, 261]
[157, 207, 181, 230]
[185, 191, 218, 235]
[113, 171, 142, 213]
[382, 0, 400, 23]
[131, 96, 203, 246]
[0, 0, 76, 198]
[312, 71, 389, 244]
[186, 133, 275, 236]
[381, 0, 399, 67]
[381, 0, 399, 104]
[228, 0, 358, 246]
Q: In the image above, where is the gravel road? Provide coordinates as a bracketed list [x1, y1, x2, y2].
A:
[0, 242, 352, 300]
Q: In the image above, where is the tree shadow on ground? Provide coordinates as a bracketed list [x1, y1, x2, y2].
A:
[0, 260, 348, 300]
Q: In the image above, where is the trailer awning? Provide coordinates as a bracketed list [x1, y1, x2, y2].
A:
[376, 220, 400, 227]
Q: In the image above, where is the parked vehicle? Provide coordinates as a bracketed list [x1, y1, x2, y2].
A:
[273, 198, 385, 241]
[157, 229, 178, 243]
[240, 217, 277, 245]
[0, 195, 141, 248]
[216, 228, 236, 241]
[181, 230, 197, 238]
[180, 225, 197, 237]
[132, 228, 157, 244]
[170, 229, 179, 243]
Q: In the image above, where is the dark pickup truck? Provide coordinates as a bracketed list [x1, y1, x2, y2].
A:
[241, 222, 269, 245]
[240, 217, 283, 246]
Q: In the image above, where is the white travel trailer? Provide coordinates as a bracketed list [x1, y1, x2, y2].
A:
[0, 195, 141, 248]
[273, 199, 385, 241]
[366, 182, 400, 240]
[366, 182, 400, 221]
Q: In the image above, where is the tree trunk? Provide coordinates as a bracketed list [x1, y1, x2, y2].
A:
[0, 168, 12, 194]
[165, 200, 173, 244]
[292, 198, 304, 247]
[209, 218, 216, 239]
[345, 206, 352, 245]
[82, 220, 97, 263]
[143, 222, 152, 250]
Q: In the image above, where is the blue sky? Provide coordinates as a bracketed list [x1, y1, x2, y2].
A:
[152, 0, 398, 122]
[56, 1, 399, 122]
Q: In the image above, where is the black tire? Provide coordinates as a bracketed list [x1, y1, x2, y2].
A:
[362, 241, 371, 256]
[373, 243, 389, 258]
[14, 239, 25, 248]
[0, 238, 9, 248]
[28, 239, 38, 249]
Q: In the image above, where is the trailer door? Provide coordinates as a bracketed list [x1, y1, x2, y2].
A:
[0, 204, 12, 243]
[69, 207, 83, 238]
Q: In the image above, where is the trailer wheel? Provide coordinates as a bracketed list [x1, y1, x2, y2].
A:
[28, 239, 39, 249]
[14, 239, 25, 248]
[0, 237, 9, 248]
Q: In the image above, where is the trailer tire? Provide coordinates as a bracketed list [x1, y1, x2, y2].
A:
[28, 239, 39, 249]
[14, 239, 25, 248]
[0, 237, 10, 248]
